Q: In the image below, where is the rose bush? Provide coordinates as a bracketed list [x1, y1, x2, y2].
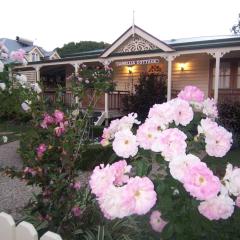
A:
[98, 85, 240, 239]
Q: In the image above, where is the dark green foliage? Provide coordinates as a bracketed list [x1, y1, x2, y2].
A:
[123, 73, 167, 121]
[218, 102, 240, 147]
[0, 87, 32, 121]
[56, 41, 110, 57]
[0, 68, 31, 121]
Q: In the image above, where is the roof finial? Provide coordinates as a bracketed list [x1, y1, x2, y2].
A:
[132, 10, 135, 37]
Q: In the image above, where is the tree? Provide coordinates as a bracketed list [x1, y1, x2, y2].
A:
[231, 14, 240, 34]
[123, 72, 167, 121]
[56, 41, 110, 56]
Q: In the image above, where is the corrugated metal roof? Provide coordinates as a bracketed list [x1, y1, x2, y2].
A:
[165, 35, 240, 44]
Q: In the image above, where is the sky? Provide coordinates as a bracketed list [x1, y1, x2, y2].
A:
[1, 0, 240, 51]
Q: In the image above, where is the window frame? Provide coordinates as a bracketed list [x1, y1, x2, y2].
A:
[209, 58, 239, 91]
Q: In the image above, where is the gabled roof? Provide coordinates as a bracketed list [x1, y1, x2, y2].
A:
[100, 25, 175, 58]
[0, 37, 61, 61]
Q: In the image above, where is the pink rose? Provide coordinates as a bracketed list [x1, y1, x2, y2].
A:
[89, 164, 115, 198]
[112, 129, 138, 158]
[40, 113, 55, 129]
[136, 120, 161, 150]
[205, 126, 232, 158]
[178, 86, 204, 103]
[98, 185, 134, 219]
[150, 210, 167, 233]
[171, 98, 194, 126]
[54, 110, 64, 123]
[236, 195, 240, 208]
[111, 160, 131, 186]
[151, 128, 187, 161]
[24, 167, 37, 176]
[36, 144, 47, 157]
[148, 102, 174, 127]
[71, 206, 81, 217]
[54, 122, 65, 137]
[70, 181, 81, 190]
[183, 161, 221, 200]
[198, 195, 235, 220]
[125, 176, 157, 215]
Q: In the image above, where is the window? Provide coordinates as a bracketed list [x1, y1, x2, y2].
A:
[31, 52, 39, 62]
[32, 53, 35, 62]
[212, 62, 231, 89]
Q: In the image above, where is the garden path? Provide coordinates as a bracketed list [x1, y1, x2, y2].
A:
[0, 141, 91, 220]
[0, 141, 36, 220]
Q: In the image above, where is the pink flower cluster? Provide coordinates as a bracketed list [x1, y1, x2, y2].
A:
[40, 110, 68, 137]
[151, 128, 187, 161]
[178, 85, 205, 103]
[96, 85, 236, 223]
[89, 160, 156, 219]
[10, 49, 26, 63]
[177, 86, 218, 119]
[36, 143, 47, 158]
[101, 113, 139, 145]
[148, 98, 193, 127]
[169, 153, 239, 220]
[198, 118, 232, 157]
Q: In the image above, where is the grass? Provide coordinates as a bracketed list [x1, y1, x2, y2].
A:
[0, 120, 31, 145]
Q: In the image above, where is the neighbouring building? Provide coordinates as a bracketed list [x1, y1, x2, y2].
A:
[10, 25, 240, 123]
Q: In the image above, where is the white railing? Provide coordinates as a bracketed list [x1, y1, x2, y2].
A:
[0, 212, 62, 240]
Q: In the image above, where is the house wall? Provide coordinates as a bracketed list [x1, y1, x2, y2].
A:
[112, 60, 166, 92]
[172, 53, 211, 97]
[16, 69, 36, 83]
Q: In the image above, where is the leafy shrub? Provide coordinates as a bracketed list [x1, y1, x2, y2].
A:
[0, 69, 31, 121]
[123, 73, 167, 121]
[218, 102, 240, 147]
[4, 64, 142, 240]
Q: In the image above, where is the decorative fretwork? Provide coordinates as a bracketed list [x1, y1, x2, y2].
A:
[115, 35, 158, 53]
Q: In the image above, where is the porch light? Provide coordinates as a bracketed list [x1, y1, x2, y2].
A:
[179, 63, 185, 71]
[128, 66, 133, 74]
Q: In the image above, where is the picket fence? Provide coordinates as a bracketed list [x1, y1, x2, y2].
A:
[0, 212, 62, 240]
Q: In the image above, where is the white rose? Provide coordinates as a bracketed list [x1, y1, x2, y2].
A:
[2, 136, 8, 143]
[31, 83, 42, 94]
[0, 60, 4, 72]
[0, 82, 6, 91]
[224, 164, 240, 196]
[169, 154, 201, 182]
[16, 74, 28, 86]
[21, 102, 31, 112]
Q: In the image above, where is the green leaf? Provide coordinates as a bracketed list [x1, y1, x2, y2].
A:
[135, 158, 150, 177]
[97, 225, 105, 240]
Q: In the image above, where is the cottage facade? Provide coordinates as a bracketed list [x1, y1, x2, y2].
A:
[12, 25, 240, 122]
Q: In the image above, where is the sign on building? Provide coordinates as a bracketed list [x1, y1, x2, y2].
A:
[115, 58, 160, 66]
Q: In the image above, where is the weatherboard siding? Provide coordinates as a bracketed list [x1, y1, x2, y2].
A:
[17, 70, 36, 83]
[112, 64, 147, 91]
[172, 53, 210, 97]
